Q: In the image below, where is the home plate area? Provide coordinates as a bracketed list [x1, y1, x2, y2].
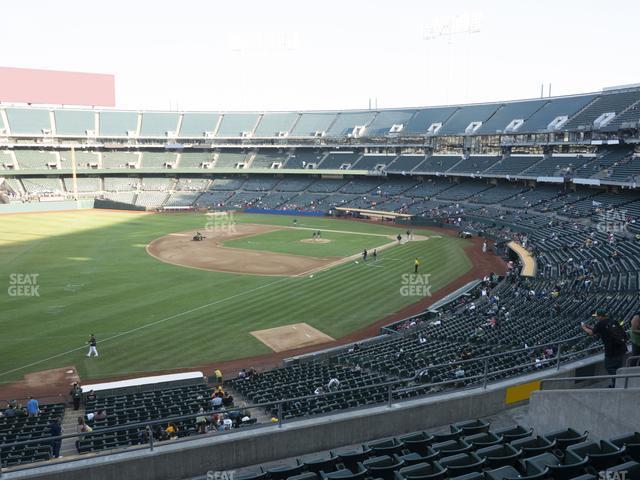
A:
[250, 323, 335, 352]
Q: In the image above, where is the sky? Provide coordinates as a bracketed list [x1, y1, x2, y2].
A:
[3, 0, 640, 112]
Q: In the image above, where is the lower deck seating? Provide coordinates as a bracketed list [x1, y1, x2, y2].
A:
[0, 403, 65, 468]
[79, 384, 214, 453]
[222, 421, 640, 480]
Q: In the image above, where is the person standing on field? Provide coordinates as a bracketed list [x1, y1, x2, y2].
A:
[87, 334, 98, 357]
[414, 258, 420, 274]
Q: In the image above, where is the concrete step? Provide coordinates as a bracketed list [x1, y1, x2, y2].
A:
[60, 405, 84, 456]
[222, 384, 271, 424]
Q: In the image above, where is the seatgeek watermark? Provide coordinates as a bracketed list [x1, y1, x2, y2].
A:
[205, 211, 237, 234]
[8, 273, 40, 297]
[400, 273, 433, 297]
[596, 208, 628, 234]
[206, 471, 236, 480]
[599, 470, 629, 480]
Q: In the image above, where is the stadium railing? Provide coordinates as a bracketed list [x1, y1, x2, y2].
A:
[0, 335, 607, 475]
[540, 373, 640, 390]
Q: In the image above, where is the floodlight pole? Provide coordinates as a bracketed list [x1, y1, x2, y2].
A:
[71, 147, 79, 204]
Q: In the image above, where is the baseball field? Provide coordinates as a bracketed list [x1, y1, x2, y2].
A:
[0, 210, 474, 384]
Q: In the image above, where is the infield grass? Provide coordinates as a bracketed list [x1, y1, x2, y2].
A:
[222, 228, 391, 257]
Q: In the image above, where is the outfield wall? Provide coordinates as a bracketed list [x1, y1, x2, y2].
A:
[5, 356, 605, 480]
[0, 200, 94, 214]
[244, 208, 325, 217]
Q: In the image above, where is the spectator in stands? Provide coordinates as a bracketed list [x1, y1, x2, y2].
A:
[195, 408, 208, 433]
[85, 390, 96, 405]
[165, 422, 178, 439]
[530, 352, 542, 369]
[94, 409, 107, 421]
[138, 427, 150, 444]
[239, 414, 254, 428]
[213, 385, 225, 398]
[50, 417, 62, 458]
[418, 334, 427, 345]
[211, 395, 223, 410]
[469, 326, 485, 342]
[70, 383, 82, 411]
[75, 416, 93, 452]
[209, 413, 221, 431]
[3, 402, 16, 417]
[459, 346, 472, 361]
[313, 386, 325, 395]
[327, 377, 340, 391]
[238, 368, 247, 379]
[214, 368, 223, 385]
[222, 418, 233, 431]
[631, 311, 640, 366]
[222, 394, 234, 407]
[581, 309, 629, 387]
[417, 368, 430, 383]
[26, 396, 39, 417]
[152, 425, 164, 441]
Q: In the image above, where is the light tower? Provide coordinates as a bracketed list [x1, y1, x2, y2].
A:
[423, 13, 483, 104]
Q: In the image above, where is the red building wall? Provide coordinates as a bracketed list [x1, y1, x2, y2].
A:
[0, 66, 115, 107]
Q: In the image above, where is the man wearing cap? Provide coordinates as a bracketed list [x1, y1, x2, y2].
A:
[581, 309, 627, 387]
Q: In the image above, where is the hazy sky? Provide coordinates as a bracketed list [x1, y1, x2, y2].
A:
[3, 0, 640, 111]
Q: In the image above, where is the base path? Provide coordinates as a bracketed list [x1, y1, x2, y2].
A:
[147, 224, 342, 276]
[146, 223, 410, 277]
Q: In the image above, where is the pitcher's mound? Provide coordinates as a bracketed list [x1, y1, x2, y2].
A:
[300, 238, 332, 244]
[251, 323, 335, 352]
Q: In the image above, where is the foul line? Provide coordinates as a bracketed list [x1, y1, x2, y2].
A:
[0, 276, 291, 379]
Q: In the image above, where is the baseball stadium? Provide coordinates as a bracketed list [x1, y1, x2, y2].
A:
[1, 2, 640, 480]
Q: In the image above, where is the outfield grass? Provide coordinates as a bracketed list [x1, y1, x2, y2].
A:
[222, 228, 391, 257]
[0, 211, 472, 383]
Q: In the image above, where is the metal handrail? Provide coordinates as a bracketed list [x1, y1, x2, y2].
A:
[407, 334, 592, 377]
[540, 372, 640, 390]
[625, 355, 640, 367]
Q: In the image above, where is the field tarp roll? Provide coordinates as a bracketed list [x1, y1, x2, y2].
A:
[94, 199, 146, 211]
